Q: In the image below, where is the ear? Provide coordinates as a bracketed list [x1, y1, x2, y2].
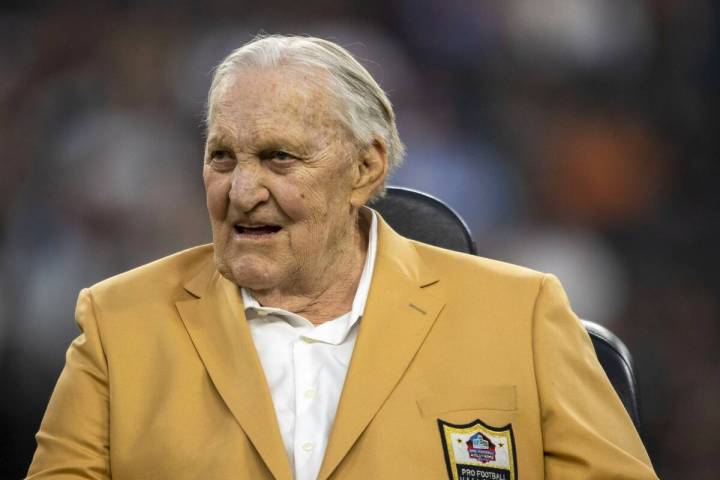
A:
[350, 137, 388, 207]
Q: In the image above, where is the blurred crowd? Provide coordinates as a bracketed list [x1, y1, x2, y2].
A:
[1, 0, 718, 477]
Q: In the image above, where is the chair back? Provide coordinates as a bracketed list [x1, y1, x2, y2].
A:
[369, 186, 477, 254]
[581, 320, 641, 430]
[371, 186, 642, 430]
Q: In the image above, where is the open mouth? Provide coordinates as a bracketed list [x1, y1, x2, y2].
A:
[234, 224, 283, 236]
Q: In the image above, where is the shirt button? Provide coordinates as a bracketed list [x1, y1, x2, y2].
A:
[302, 441, 314, 452]
[304, 388, 316, 399]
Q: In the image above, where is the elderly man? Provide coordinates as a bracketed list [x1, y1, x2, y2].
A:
[28, 35, 657, 480]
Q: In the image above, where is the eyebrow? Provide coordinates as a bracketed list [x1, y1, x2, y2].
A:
[206, 130, 318, 156]
[205, 132, 234, 149]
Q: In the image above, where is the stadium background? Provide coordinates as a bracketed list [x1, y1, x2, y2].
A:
[1, 1, 718, 478]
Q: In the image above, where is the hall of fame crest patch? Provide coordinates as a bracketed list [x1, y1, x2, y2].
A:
[437, 419, 517, 480]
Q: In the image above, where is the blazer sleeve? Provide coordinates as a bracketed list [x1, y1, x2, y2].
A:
[27, 288, 111, 480]
[532, 274, 659, 479]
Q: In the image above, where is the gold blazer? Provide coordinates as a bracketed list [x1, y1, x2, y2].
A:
[28, 215, 657, 479]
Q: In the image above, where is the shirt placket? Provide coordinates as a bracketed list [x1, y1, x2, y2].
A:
[292, 336, 324, 480]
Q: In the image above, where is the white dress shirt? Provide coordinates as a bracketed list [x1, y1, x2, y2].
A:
[242, 210, 378, 480]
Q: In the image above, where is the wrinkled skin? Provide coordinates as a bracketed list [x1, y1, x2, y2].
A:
[203, 66, 387, 324]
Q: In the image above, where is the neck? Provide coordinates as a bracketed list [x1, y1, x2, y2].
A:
[250, 210, 370, 325]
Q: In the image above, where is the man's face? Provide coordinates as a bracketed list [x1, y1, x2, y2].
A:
[203, 67, 363, 293]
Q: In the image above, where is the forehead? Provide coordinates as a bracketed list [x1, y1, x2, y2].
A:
[208, 66, 342, 143]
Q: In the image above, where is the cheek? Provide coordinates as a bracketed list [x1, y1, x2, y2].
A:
[280, 169, 353, 224]
[203, 169, 229, 221]
[271, 180, 318, 222]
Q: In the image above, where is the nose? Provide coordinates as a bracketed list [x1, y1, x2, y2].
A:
[228, 163, 270, 213]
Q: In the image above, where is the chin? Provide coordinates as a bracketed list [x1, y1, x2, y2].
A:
[213, 251, 279, 291]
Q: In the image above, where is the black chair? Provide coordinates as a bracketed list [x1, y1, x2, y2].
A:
[370, 186, 642, 431]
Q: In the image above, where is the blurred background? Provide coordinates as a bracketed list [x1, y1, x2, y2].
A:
[1, 0, 718, 477]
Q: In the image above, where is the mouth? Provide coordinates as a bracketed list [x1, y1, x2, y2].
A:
[233, 223, 283, 236]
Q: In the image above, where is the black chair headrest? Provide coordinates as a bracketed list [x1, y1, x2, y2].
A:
[370, 186, 477, 255]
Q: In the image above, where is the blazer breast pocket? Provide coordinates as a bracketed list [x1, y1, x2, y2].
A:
[416, 385, 517, 417]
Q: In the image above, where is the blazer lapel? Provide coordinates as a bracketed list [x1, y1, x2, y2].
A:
[318, 218, 445, 480]
[175, 260, 292, 480]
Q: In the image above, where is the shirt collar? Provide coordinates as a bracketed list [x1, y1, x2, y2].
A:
[240, 208, 378, 340]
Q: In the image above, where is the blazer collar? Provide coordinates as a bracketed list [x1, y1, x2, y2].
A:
[318, 213, 445, 479]
[176, 261, 292, 480]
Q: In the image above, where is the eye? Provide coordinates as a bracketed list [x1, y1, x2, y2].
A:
[210, 149, 231, 160]
[260, 150, 297, 162]
[207, 149, 236, 171]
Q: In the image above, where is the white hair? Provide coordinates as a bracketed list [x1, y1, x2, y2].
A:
[206, 34, 405, 192]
